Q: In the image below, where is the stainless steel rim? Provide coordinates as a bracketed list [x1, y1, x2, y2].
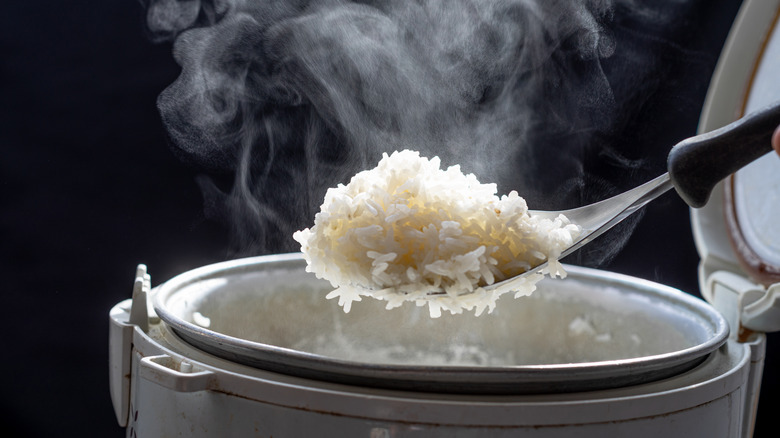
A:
[153, 253, 729, 394]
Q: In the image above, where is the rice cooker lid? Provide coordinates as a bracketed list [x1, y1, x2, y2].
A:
[693, 0, 780, 288]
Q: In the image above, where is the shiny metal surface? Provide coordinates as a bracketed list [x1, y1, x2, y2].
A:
[153, 253, 728, 394]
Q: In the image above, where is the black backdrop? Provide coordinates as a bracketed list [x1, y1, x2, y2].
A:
[2, 1, 777, 437]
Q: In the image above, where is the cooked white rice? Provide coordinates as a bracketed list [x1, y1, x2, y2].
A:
[293, 150, 581, 318]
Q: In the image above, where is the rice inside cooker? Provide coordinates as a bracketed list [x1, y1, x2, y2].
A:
[293, 150, 581, 317]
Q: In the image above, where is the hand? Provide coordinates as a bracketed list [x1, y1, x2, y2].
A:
[774, 125, 780, 156]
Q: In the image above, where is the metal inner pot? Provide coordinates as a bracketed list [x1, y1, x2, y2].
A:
[153, 253, 728, 394]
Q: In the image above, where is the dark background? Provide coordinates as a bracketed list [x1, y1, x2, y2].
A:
[2, 0, 777, 437]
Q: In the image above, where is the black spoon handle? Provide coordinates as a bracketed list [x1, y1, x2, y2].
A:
[668, 100, 780, 208]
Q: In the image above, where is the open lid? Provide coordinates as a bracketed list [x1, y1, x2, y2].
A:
[694, 0, 780, 333]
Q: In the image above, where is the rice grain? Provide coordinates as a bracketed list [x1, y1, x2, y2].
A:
[293, 150, 581, 317]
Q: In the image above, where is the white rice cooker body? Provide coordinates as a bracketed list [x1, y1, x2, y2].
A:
[109, 260, 761, 438]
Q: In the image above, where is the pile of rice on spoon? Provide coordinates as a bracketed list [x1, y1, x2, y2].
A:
[293, 150, 581, 318]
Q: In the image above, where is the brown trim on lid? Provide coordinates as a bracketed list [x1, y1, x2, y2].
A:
[724, 5, 780, 287]
[724, 178, 780, 286]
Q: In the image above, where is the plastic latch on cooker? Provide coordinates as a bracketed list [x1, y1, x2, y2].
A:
[108, 264, 156, 427]
[129, 265, 155, 331]
[706, 270, 780, 336]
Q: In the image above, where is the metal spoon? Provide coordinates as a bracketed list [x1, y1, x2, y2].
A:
[474, 100, 780, 295]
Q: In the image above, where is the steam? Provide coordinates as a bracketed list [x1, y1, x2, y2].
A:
[144, 0, 649, 263]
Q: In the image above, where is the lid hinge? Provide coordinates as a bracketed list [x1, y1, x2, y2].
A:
[742, 282, 780, 332]
[705, 270, 780, 339]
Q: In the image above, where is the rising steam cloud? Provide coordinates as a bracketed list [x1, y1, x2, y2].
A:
[143, 0, 659, 264]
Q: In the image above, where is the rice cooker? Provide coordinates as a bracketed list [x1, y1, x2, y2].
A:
[109, 0, 780, 436]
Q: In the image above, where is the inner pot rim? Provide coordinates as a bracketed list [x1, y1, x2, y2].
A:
[152, 253, 729, 394]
